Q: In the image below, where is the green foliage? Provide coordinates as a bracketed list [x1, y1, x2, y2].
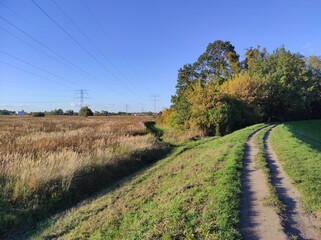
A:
[307, 56, 321, 118]
[166, 40, 321, 136]
[64, 110, 74, 116]
[50, 108, 64, 115]
[79, 106, 93, 117]
[196, 40, 240, 83]
[32, 112, 45, 117]
[260, 47, 309, 120]
[0, 109, 15, 115]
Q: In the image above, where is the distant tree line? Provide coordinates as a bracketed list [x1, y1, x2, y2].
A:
[0, 107, 154, 117]
[0, 109, 16, 115]
[160, 40, 321, 136]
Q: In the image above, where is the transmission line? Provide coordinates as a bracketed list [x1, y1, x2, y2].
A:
[0, 49, 80, 87]
[81, 0, 142, 84]
[30, 0, 139, 98]
[0, 16, 98, 82]
[51, 0, 139, 95]
[0, 18, 129, 97]
[0, 60, 73, 89]
[0, 0, 87, 69]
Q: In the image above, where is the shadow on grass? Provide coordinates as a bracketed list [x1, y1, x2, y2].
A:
[284, 120, 321, 152]
[144, 121, 164, 141]
[1, 129, 174, 239]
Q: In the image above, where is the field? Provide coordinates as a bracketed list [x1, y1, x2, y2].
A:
[30, 124, 263, 239]
[269, 120, 321, 214]
[2, 117, 321, 239]
[0, 115, 165, 235]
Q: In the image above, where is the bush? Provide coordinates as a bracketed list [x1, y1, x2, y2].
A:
[32, 112, 45, 117]
[79, 107, 93, 117]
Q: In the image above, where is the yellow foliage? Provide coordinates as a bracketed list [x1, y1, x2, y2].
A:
[159, 108, 174, 124]
[220, 73, 262, 104]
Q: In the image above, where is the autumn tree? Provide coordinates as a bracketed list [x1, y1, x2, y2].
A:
[165, 40, 320, 136]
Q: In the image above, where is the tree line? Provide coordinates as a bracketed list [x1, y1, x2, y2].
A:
[160, 40, 321, 136]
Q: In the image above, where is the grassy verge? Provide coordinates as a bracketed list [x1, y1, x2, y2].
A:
[269, 120, 321, 214]
[254, 126, 284, 212]
[30, 124, 264, 239]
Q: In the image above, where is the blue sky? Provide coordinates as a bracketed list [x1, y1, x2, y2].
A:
[1, 0, 320, 113]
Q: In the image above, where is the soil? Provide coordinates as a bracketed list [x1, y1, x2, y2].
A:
[240, 128, 286, 240]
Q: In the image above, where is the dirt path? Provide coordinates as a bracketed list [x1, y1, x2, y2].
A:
[264, 128, 321, 240]
[240, 129, 286, 240]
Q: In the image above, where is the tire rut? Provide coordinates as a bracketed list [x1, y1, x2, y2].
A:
[264, 127, 321, 240]
[241, 128, 286, 240]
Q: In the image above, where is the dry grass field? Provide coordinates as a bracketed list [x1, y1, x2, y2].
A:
[0, 115, 165, 235]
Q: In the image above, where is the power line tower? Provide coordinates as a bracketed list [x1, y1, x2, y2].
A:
[150, 94, 160, 114]
[125, 104, 129, 114]
[75, 89, 90, 107]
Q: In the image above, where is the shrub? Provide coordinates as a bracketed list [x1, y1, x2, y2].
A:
[79, 107, 93, 117]
[32, 112, 45, 117]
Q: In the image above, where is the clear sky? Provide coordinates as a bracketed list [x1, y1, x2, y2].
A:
[1, 0, 320, 113]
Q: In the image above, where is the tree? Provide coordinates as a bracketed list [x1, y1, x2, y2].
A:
[307, 56, 321, 118]
[32, 112, 45, 117]
[170, 40, 241, 130]
[79, 106, 93, 117]
[220, 72, 264, 120]
[51, 108, 64, 115]
[170, 64, 197, 129]
[260, 47, 308, 121]
[186, 79, 221, 135]
[100, 110, 109, 116]
[0, 109, 15, 115]
[196, 40, 240, 84]
[166, 40, 320, 136]
[65, 110, 74, 116]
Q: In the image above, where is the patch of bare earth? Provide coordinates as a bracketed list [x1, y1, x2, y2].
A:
[265, 128, 321, 240]
[241, 129, 286, 240]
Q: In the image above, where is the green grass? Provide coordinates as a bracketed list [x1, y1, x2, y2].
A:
[269, 120, 321, 214]
[30, 124, 264, 239]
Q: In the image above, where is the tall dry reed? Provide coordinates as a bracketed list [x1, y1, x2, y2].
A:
[0, 115, 162, 234]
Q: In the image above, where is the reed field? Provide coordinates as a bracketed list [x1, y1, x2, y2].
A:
[0, 115, 164, 235]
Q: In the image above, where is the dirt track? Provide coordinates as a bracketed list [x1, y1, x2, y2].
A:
[241, 127, 321, 240]
[240, 128, 286, 239]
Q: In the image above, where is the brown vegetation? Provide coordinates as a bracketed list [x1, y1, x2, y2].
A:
[0, 115, 164, 234]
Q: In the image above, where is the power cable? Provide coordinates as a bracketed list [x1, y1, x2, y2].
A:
[0, 16, 99, 82]
[30, 0, 137, 97]
[0, 0, 87, 69]
[0, 49, 80, 87]
[81, 0, 142, 83]
[51, 0, 139, 95]
[0, 19, 128, 97]
[0, 60, 74, 89]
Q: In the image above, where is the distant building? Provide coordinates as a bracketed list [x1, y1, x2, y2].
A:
[17, 110, 25, 116]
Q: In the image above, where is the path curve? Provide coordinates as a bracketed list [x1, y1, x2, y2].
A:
[264, 127, 321, 240]
[240, 128, 286, 240]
